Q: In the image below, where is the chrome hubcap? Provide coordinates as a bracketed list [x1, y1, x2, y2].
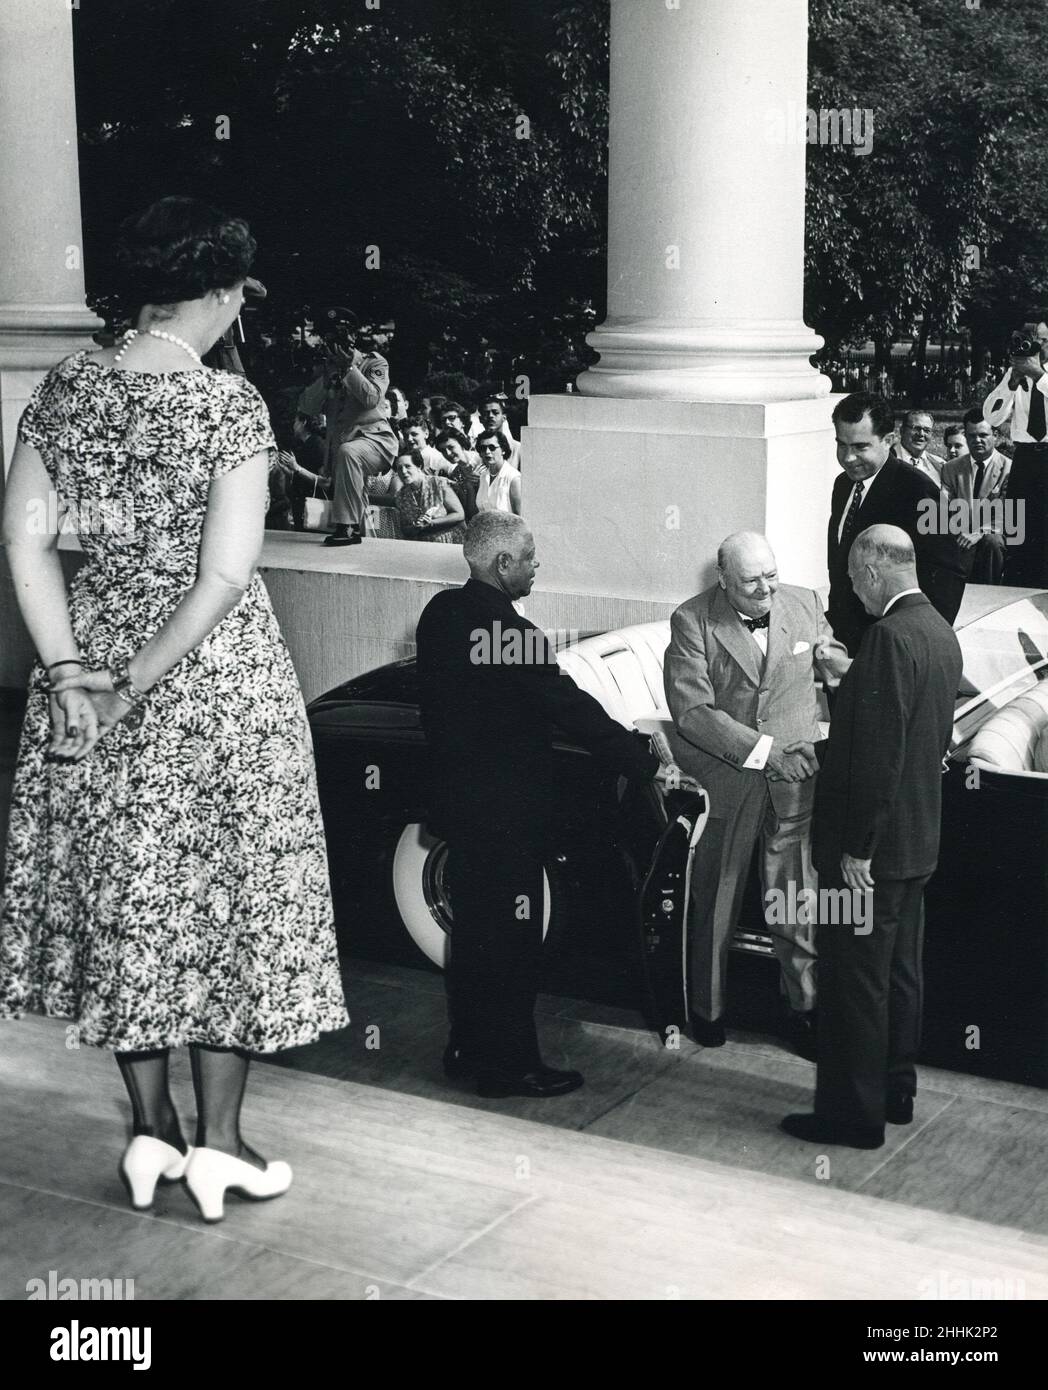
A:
[421, 841, 453, 935]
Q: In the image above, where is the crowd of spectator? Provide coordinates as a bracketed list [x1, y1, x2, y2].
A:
[256, 310, 1017, 577]
[264, 311, 525, 541]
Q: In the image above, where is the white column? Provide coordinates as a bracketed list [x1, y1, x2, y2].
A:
[0, 0, 102, 385]
[576, 0, 827, 403]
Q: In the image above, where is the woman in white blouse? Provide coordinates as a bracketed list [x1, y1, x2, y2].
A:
[475, 431, 522, 515]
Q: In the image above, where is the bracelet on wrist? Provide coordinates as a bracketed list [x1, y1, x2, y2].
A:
[109, 655, 149, 709]
[46, 658, 83, 674]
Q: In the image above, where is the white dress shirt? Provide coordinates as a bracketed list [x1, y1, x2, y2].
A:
[896, 445, 945, 490]
[734, 609, 774, 770]
[984, 370, 1048, 443]
[837, 461, 888, 544]
[881, 587, 922, 617]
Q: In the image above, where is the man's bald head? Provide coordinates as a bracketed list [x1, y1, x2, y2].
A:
[850, 524, 915, 571]
[716, 531, 779, 619]
[848, 524, 919, 617]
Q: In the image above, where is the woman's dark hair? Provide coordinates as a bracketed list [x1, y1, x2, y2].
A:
[115, 196, 256, 312]
[434, 429, 471, 452]
[395, 446, 426, 469]
[475, 429, 512, 459]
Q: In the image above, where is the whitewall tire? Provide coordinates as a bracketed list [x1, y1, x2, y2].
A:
[391, 822, 551, 968]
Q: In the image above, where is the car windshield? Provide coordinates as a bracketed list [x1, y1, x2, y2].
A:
[952, 590, 1048, 749]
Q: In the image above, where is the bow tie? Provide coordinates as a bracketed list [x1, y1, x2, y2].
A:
[742, 613, 770, 632]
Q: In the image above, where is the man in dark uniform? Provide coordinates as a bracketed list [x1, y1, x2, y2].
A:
[782, 526, 963, 1149]
[415, 512, 658, 1098]
[828, 393, 965, 656]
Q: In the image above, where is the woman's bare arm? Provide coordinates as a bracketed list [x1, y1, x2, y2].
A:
[1, 441, 83, 670]
[123, 452, 270, 691]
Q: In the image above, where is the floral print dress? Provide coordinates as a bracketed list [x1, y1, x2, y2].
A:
[394, 474, 466, 542]
[0, 352, 349, 1052]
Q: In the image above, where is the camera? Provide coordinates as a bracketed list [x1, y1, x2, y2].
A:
[1011, 331, 1042, 358]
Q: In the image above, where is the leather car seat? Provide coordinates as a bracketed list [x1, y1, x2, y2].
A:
[556, 621, 671, 729]
[968, 682, 1048, 773]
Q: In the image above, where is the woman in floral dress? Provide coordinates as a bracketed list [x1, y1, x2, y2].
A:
[0, 197, 348, 1223]
[393, 449, 467, 542]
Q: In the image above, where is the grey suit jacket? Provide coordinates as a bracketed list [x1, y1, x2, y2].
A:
[940, 449, 1010, 512]
[663, 584, 847, 818]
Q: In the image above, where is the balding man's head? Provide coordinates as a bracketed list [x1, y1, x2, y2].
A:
[717, 532, 779, 619]
[462, 511, 538, 600]
[848, 524, 919, 617]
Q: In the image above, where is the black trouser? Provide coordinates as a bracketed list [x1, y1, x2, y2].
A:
[1004, 444, 1048, 587]
[445, 837, 545, 1073]
[814, 869, 929, 1130]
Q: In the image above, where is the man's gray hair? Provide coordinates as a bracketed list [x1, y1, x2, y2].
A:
[463, 510, 528, 570]
[851, 524, 915, 568]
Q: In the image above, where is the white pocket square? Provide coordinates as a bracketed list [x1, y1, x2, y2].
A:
[792, 641, 810, 655]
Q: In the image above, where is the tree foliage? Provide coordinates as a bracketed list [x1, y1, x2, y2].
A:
[806, 0, 1048, 361]
[72, 0, 1048, 392]
[74, 0, 608, 393]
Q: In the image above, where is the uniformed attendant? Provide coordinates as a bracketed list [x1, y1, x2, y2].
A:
[415, 513, 659, 1098]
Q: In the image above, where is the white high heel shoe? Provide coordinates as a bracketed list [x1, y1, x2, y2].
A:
[183, 1146, 292, 1223]
[119, 1136, 192, 1211]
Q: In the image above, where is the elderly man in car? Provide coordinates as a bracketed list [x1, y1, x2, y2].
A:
[664, 532, 851, 1058]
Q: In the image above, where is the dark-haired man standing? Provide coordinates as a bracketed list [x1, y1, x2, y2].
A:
[828, 393, 965, 655]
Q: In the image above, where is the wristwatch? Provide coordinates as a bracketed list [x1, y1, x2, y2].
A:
[109, 655, 148, 709]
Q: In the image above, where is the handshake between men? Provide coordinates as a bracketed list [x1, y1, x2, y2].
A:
[767, 637, 848, 782]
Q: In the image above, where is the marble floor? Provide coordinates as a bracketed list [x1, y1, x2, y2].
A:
[2, 965, 1047, 1301]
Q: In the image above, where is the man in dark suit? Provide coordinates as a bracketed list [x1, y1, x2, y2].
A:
[782, 526, 963, 1149]
[415, 512, 658, 1099]
[828, 393, 965, 655]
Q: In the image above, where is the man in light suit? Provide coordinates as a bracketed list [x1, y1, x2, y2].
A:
[941, 408, 1011, 585]
[894, 410, 946, 490]
[782, 526, 962, 1149]
[298, 307, 398, 546]
[663, 533, 851, 1054]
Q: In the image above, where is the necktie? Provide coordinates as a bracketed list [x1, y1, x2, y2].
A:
[742, 613, 770, 632]
[1028, 382, 1047, 442]
[972, 459, 985, 498]
[841, 480, 866, 548]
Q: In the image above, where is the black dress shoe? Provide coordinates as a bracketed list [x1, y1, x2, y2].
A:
[784, 1010, 818, 1062]
[476, 1066, 585, 1099]
[780, 1112, 884, 1150]
[886, 1091, 914, 1125]
[690, 1015, 726, 1048]
[323, 529, 362, 546]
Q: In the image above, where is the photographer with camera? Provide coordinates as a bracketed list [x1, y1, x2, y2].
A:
[983, 315, 1048, 586]
[297, 306, 398, 546]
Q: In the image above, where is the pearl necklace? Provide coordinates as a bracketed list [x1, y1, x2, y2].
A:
[113, 327, 203, 367]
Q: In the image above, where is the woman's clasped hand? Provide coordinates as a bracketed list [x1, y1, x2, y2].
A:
[47, 668, 135, 761]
